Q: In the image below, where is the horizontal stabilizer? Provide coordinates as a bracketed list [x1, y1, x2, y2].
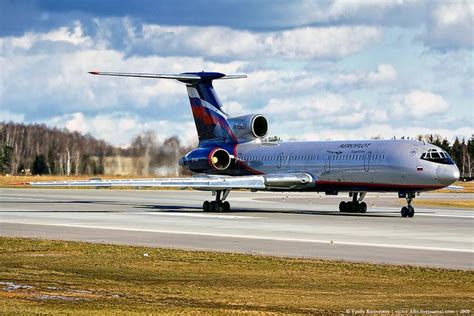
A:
[88, 71, 246, 81]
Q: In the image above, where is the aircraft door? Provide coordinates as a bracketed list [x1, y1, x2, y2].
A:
[364, 151, 372, 172]
[324, 153, 332, 173]
[277, 152, 284, 169]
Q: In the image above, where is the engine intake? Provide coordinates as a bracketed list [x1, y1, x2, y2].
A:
[228, 114, 268, 142]
[252, 115, 268, 138]
[179, 147, 233, 173]
[209, 148, 231, 170]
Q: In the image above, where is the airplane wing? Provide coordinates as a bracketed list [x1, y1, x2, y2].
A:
[28, 173, 313, 190]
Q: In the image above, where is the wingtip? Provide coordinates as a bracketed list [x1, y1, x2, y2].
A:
[88, 71, 100, 75]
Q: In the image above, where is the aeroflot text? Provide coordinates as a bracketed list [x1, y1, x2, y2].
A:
[338, 143, 372, 149]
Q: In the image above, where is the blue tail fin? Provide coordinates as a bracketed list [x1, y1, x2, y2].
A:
[88, 71, 246, 145]
[182, 72, 239, 145]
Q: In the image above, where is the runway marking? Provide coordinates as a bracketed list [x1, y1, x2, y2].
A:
[145, 212, 262, 219]
[1, 221, 473, 254]
[415, 213, 474, 219]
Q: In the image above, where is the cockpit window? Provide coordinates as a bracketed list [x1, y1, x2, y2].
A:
[420, 148, 455, 165]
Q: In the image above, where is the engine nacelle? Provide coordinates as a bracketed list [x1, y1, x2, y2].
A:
[179, 147, 232, 173]
[228, 114, 268, 143]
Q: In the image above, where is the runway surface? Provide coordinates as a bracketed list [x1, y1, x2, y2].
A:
[1, 188, 473, 269]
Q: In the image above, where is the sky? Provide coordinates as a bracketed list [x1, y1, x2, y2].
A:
[0, 0, 473, 146]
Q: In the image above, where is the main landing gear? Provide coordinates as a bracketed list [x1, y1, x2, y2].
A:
[400, 192, 416, 218]
[339, 192, 367, 213]
[202, 190, 231, 212]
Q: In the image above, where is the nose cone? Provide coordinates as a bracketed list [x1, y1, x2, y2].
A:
[436, 165, 460, 186]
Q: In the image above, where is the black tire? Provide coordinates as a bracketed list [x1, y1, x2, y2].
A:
[346, 201, 354, 213]
[209, 201, 217, 212]
[401, 206, 408, 217]
[203, 201, 210, 212]
[339, 201, 346, 212]
[222, 201, 230, 212]
[408, 206, 415, 218]
[359, 202, 367, 213]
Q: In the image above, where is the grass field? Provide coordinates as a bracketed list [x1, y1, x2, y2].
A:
[413, 199, 474, 209]
[0, 237, 472, 314]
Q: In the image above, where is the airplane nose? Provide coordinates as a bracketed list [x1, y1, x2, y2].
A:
[436, 166, 460, 186]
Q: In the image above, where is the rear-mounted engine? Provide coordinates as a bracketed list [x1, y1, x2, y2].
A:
[179, 147, 233, 173]
[228, 114, 268, 143]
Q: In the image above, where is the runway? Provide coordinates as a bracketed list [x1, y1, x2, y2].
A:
[1, 188, 473, 269]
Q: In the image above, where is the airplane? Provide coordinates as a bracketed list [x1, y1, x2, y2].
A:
[30, 71, 460, 217]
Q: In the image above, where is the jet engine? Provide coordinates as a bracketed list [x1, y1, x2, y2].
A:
[228, 114, 268, 143]
[179, 147, 233, 173]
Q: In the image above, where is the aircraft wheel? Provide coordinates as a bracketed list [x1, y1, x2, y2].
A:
[359, 202, 367, 213]
[203, 201, 210, 212]
[209, 201, 218, 212]
[401, 206, 409, 217]
[408, 206, 415, 218]
[347, 201, 355, 213]
[339, 201, 346, 212]
[222, 201, 230, 212]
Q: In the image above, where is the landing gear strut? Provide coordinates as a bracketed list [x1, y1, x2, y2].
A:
[339, 192, 367, 213]
[400, 192, 415, 218]
[203, 190, 231, 212]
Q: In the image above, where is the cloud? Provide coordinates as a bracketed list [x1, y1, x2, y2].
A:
[263, 93, 367, 128]
[0, 14, 471, 147]
[126, 23, 382, 60]
[47, 112, 197, 147]
[296, 124, 472, 143]
[262, 89, 453, 136]
[391, 90, 449, 120]
[420, 1, 474, 50]
[332, 64, 397, 87]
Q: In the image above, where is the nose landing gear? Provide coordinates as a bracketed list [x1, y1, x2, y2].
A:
[203, 190, 231, 212]
[400, 192, 416, 218]
[339, 192, 368, 213]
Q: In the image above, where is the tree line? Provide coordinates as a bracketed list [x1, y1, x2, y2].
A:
[0, 122, 192, 176]
[0, 122, 472, 178]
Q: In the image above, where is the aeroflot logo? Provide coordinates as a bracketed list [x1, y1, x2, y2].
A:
[233, 123, 247, 129]
[338, 143, 371, 149]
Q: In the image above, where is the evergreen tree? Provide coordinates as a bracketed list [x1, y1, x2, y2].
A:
[0, 144, 13, 174]
[31, 155, 49, 175]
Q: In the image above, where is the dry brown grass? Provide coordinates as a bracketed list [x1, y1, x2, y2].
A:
[413, 199, 474, 209]
[0, 175, 174, 190]
[436, 181, 474, 193]
[0, 175, 150, 186]
[0, 237, 472, 314]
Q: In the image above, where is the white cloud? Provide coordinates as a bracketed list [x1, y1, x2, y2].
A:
[0, 17, 471, 147]
[0, 21, 91, 53]
[283, 0, 429, 27]
[422, 1, 474, 50]
[133, 24, 382, 60]
[47, 112, 197, 147]
[283, 1, 472, 51]
[392, 90, 449, 119]
[296, 124, 473, 143]
[332, 64, 397, 86]
[263, 93, 367, 128]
